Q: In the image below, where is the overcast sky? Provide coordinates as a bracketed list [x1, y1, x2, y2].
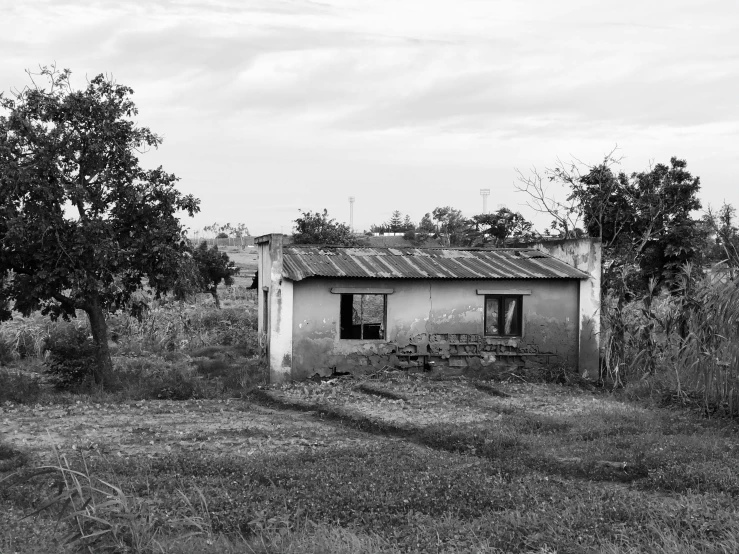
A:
[2, 0, 738, 235]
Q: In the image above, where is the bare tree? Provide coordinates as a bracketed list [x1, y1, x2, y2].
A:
[514, 146, 624, 240]
[705, 203, 739, 280]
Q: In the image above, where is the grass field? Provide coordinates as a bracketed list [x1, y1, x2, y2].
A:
[2, 288, 739, 553]
[220, 247, 258, 287]
[3, 371, 739, 553]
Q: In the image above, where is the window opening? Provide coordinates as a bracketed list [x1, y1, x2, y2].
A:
[484, 295, 522, 337]
[340, 294, 386, 339]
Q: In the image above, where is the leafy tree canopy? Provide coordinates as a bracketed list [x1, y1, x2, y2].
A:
[571, 156, 703, 293]
[0, 66, 199, 384]
[432, 206, 469, 246]
[293, 209, 358, 246]
[470, 208, 534, 246]
[418, 213, 436, 233]
[191, 242, 239, 309]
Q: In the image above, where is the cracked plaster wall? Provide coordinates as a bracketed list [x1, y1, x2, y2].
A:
[291, 277, 579, 380]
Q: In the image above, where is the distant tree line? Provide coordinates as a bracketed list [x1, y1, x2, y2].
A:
[201, 222, 250, 239]
[296, 206, 538, 248]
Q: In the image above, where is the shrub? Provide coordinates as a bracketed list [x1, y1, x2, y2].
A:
[45, 324, 97, 390]
[194, 358, 231, 379]
[0, 337, 14, 365]
[0, 369, 41, 404]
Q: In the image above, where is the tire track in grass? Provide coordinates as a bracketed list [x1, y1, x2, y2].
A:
[250, 387, 526, 460]
[250, 388, 650, 484]
[354, 383, 409, 401]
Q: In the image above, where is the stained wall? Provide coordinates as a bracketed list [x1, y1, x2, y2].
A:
[528, 238, 602, 377]
[256, 234, 293, 384]
[291, 277, 580, 380]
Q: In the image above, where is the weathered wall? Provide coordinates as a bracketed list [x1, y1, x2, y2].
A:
[255, 234, 293, 384]
[528, 238, 601, 378]
[291, 278, 579, 380]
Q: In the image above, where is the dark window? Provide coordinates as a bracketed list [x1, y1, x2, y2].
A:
[484, 295, 522, 337]
[340, 294, 386, 339]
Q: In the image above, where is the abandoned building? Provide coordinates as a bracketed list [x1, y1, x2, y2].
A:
[256, 234, 601, 383]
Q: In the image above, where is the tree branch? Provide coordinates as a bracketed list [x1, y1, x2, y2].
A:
[51, 292, 82, 312]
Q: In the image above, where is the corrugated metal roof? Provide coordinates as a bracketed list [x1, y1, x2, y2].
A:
[282, 246, 590, 281]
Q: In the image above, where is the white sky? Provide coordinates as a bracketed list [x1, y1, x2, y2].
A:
[2, 0, 738, 235]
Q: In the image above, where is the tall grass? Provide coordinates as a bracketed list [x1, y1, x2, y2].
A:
[0, 289, 258, 363]
[0, 288, 261, 400]
[670, 272, 739, 415]
[602, 266, 739, 415]
[108, 290, 258, 355]
[20, 449, 214, 554]
[0, 314, 87, 362]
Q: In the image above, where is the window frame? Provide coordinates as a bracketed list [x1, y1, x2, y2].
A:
[339, 293, 388, 340]
[484, 294, 524, 337]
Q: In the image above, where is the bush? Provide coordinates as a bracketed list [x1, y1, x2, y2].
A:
[0, 369, 41, 404]
[0, 337, 14, 365]
[45, 324, 97, 390]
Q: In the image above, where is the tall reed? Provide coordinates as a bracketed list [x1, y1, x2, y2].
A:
[601, 265, 739, 415]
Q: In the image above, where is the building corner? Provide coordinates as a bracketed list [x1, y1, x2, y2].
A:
[255, 233, 293, 384]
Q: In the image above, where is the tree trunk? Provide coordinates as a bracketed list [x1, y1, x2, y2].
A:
[85, 293, 113, 387]
[211, 287, 221, 309]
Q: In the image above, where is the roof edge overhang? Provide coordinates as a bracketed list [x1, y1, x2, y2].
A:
[283, 272, 590, 282]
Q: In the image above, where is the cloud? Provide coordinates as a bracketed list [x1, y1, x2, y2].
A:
[2, 0, 738, 235]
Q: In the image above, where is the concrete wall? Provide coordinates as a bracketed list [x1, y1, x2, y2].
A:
[529, 238, 602, 378]
[291, 277, 580, 380]
[255, 234, 293, 384]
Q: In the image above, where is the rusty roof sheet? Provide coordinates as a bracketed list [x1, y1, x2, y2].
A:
[282, 246, 590, 281]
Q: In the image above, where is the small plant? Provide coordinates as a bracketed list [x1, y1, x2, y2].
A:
[22, 451, 163, 553]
